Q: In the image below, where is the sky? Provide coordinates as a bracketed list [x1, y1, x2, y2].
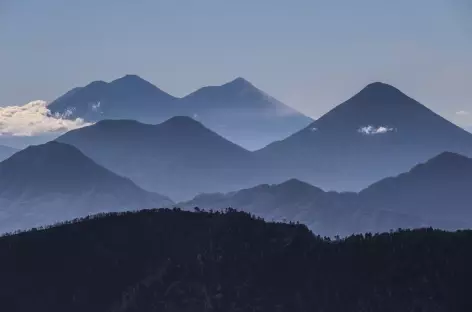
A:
[1, 0, 472, 128]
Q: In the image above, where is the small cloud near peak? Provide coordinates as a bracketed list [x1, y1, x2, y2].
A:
[456, 110, 470, 116]
[358, 125, 395, 135]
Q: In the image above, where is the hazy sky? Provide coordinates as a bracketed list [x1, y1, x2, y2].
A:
[1, 0, 471, 127]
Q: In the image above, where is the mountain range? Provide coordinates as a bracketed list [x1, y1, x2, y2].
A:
[181, 152, 472, 236]
[56, 81, 472, 200]
[0, 141, 172, 233]
[180, 179, 423, 237]
[256, 82, 472, 190]
[359, 151, 472, 225]
[48, 75, 312, 150]
[56, 116, 260, 200]
[2, 79, 472, 236]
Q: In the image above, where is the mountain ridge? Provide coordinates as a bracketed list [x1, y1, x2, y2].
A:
[0, 141, 172, 233]
[181, 151, 472, 236]
[48, 75, 312, 150]
[256, 81, 472, 191]
[56, 117, 259, 200]
[359, 151, 472, 224]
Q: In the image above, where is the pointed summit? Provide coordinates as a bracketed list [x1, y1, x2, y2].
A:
[115, 74, 144, 81]
[57, 115, 255, 200]
[109, 74, 172, 97]
[84, 80, 107, 89]
[304, 81, 439, 133]
[0, 141, 172, 232]
[258, 79, 472, 193]
[363, 81, 399, 91]
[0, 141, 170, 200]
[224, 77, 253, 88]
[178, 77, 311, 149]
[110, 74, 152, 87]
[158, 115, 207, 132]
[420, 151, 471, 171]
[355, 81, 407, 101]
[48, 74, 176, 122]
[184, 77, 259, 99]
[430, 151, 470, 162]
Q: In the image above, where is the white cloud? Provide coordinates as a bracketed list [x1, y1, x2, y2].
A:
[358, 125, 394, 135]
[0, 100, 91, 136]
[456, 110, 470, 116]
[91, 101, 101, 112]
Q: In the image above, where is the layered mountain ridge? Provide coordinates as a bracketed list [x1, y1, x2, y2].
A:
[0, 141, 172, 233]
[181, 151, 472, 236]
[256, 81, 472, 190]
[56, 117, 259, 200]
[49, 75, 312, 150]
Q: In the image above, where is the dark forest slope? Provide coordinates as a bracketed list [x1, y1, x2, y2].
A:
[1, 209, 471, 312]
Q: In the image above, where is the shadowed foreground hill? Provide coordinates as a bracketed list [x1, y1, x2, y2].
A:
[1, 209, 471, 312]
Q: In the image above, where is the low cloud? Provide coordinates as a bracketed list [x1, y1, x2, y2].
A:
[456, 110, 470, 116]
[358, 125, 394, 135]
[91, 101, 101, 112]
[0, 100, 91, 136]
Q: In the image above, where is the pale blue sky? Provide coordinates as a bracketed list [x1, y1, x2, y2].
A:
[1, 0, 471, 126]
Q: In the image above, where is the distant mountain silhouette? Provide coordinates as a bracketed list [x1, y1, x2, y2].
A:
[256, 82, 472, 190]
[48, 75, 177, 124]
[359, 151, 472, 228]
[56, 117, 260, 200]
[180, 178, 425, 237]
[0, 141, 172, 233]
[177, 77, 312, 149]
[0, 145, 18, 162]
[48, 75, 312, 150]
[182, 151, 472, 235]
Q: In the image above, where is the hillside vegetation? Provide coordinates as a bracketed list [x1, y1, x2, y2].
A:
[1, 209, 471, 312]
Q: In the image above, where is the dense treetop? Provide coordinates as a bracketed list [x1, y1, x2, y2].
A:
[1, 208, 471, 312]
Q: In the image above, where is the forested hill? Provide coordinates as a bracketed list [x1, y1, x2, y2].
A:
[1, 209, 471, 312]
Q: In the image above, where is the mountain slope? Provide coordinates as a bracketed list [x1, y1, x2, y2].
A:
[182, 152, 472, 236]
[0, 145, 18, 162]
[56, 117, 260, 200]
[48, 75, 312, 150]
[178, 77, 312, 149]
[0, 141, 172, 233]
[180, 179, 425, 237]
[48, 75, 177, 124]
[359, 151, 472, 226]
[256, 82, 472, 190]
[1, 209, 471, 312]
